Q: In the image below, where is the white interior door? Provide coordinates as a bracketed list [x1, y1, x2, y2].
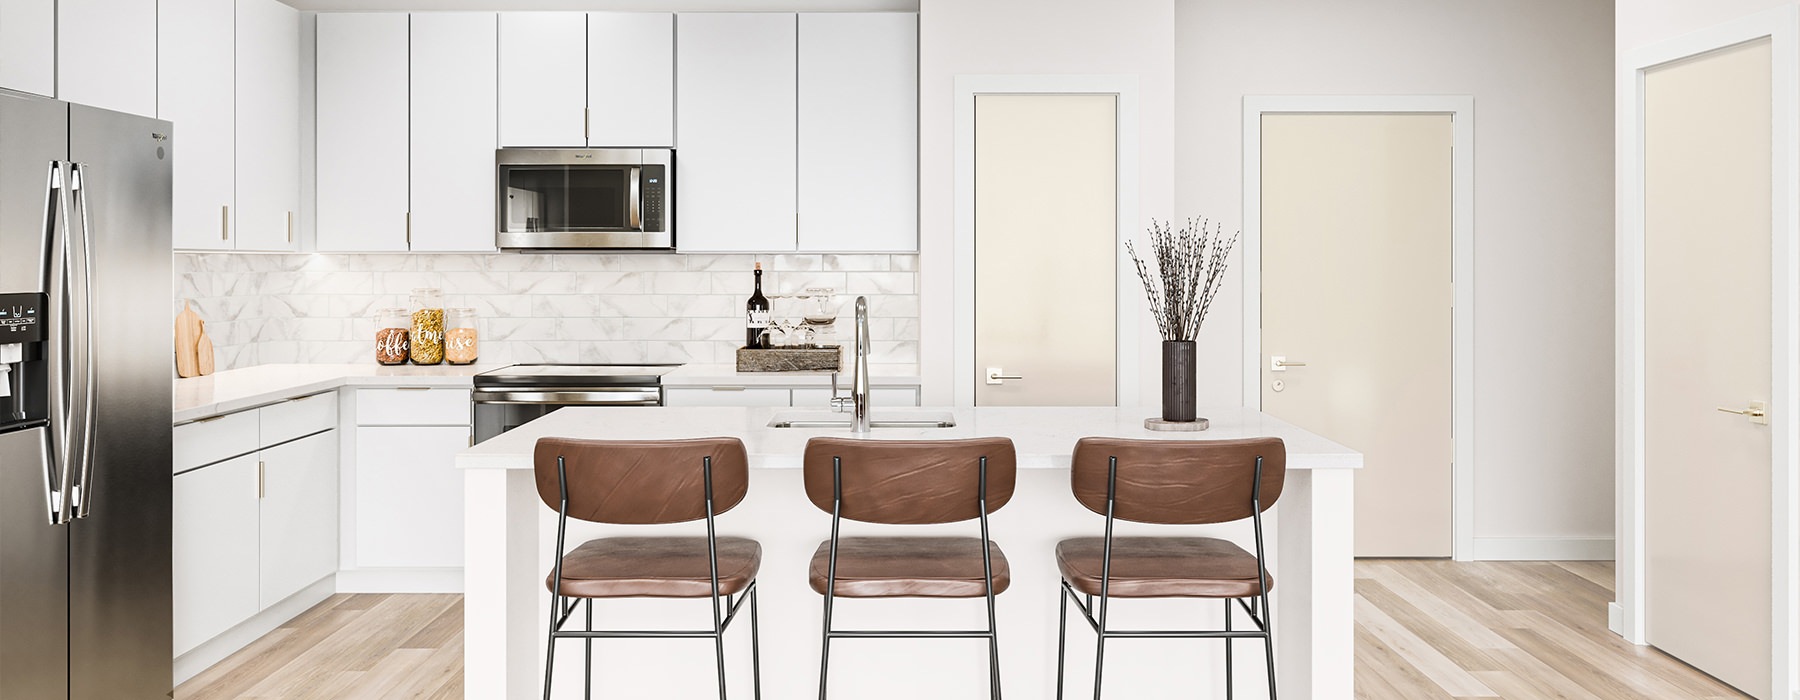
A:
[1644, 38, 1774, 700]
[1260, 113, 1454, 558]
[972, 94, 1117, 406]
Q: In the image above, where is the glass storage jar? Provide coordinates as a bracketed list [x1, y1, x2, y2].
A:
[445, 308, 480, 365]
[409, 288, 445, 365]
[374, 307, 411, 365]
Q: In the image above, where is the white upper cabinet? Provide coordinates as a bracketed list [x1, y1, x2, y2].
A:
[410, 12, 499, 252]
[159, 0, 235, 250]
[587, 12, 674, 147]
[676, 13, 798, 253]
[798, 13, 918, 252]
[57, 0, 156, 117]
[0, 0, 55, 96]
[235, 0, 301, 252]
[498, 13, 586, 147]
[316, 13, 410, 252]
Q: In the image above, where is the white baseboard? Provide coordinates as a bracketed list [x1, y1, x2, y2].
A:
[1608, 602, 1624, 636]
[334, 566, 462, 593]
[1470, 536, 1615, 561]
[174, 576, 335, 686]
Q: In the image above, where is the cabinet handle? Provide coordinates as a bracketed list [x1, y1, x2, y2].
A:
[191, 413, 227, 424]
[583, 107, 590, 142]
[220, 205, 230, 241]
[258, 460, 265, 499]
[286, 211, 294, 243]
[406, 212, 412, 248]
[395, 386, 432, 391]
[711, 386, 746, 392]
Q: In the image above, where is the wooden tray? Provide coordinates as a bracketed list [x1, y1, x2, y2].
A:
[735, 346, 842, 372]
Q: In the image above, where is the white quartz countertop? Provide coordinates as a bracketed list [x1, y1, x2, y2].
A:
[172, 363, 498, 424]
[455, 405, 1361, 470]
[173, 362, 924, 424]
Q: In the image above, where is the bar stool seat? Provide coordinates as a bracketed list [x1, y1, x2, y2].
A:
[808, 536, 1011, 598]
[549, 536, 762, 598]
[1055, 536, 1272, 599]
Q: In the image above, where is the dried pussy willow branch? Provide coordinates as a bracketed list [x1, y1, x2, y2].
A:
[1126, 217, 1238, 341]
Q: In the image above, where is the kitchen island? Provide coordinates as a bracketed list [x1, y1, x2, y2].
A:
[458, 406, 1359, 699]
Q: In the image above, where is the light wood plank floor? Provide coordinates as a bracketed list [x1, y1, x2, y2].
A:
[176, 561, 1751, 699]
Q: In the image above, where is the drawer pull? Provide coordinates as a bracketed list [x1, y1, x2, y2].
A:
[395, 386, 433, 392]
[711, 386, 747, 392]
[191, 414, 228, 424]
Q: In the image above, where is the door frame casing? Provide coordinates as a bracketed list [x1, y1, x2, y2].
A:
[1241, 96, 1477, 561]
[951, 75, 1142, 408]
[1617, 8, 1799, 698]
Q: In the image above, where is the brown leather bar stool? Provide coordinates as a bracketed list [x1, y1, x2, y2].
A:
[803, 437, 1018, 700]
[534, 437, 762, 700]
[1055, 437, 1286, 699]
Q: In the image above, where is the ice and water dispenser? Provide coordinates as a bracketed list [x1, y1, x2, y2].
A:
[0, 292, 46, 423]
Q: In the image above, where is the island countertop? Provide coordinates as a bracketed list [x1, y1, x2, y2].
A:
[455, 405, 1363, 470]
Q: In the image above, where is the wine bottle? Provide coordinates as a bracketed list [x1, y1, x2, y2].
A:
[746, 263, 770, 348]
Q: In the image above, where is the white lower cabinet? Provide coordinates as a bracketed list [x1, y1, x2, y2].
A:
[259, 431, 339, 607]
[665, 385, 922, 408]
[790, 386, 920, 409]
[354, 425, 467, 568]
[172, 454, 261, 658]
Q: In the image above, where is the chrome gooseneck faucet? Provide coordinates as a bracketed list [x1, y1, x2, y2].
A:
[850, 296, 871, 433]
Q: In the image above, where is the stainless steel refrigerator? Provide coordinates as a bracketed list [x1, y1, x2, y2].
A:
[0, 90, 173, 699]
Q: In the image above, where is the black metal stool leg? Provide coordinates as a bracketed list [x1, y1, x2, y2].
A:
[1262, 629, 1277, 700]
[1092, 632, 1106, 700]
[750, 586, 763, 700]
[986, 590, 1002, 700]
[1224, 599, 1233, 700]
[543, 594, 561, 700]
[1056, 586, 1069, 700]
[584, 600, 595, 700]
[817, 590, 834, 700]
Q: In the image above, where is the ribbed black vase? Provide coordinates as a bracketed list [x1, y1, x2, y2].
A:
[1161, 340, 1197, 422]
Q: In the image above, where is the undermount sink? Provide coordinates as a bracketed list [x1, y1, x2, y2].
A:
[767, 410, 957, 429]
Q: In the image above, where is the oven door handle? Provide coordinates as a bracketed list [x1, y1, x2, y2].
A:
[627, 165, 643, 231]
[471, 389, 662, 406]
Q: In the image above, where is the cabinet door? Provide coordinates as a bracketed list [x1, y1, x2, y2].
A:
[355, 426, 466, 568]
[411, 12, 499, 252]
[259, 431, 338, 608]
[160, 0, 236, 250]
[663, 387, 792, 407]
[498, 13, 586, 147]
[0, 0, 55, 96]
[316, 13, 409, 252]
[798, 13, 917, 252]
[676, 13, 798, 252]
[791, 387, 920, 409]
[172, 455, 260, 657]
[57, 0, 156, 116]
[234, 0, 301, 252]
[587, 12, 673, 147]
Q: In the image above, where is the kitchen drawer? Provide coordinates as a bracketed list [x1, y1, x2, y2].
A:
[259, 391, 338, 446]
[663, 387, 792, 407]
[356, 388, 471, 426]
[173, 409, 260, 474]
[791, 387, 920, 410]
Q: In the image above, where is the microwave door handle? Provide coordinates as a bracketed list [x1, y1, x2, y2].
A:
[628, 166, 642, 230]
[41, 161, 72, 526]
[67, 163, 98, 519]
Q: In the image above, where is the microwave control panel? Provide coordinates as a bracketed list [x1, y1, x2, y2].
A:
[642, 165, 665, 232]
[0, 293, 45, 343]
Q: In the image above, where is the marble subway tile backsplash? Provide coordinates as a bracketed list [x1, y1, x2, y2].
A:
[174, 253, 920, 371]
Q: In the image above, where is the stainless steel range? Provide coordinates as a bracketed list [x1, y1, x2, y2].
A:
[471, 364, 679, 444]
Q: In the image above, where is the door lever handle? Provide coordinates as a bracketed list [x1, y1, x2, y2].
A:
[986, 367, 1023, 385]
[1271, 356, 1307, 372]
[1717, 401, 1769, 425]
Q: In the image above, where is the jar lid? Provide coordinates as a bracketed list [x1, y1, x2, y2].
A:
[411, 287, 441, 294]
[375, 307, 407, 313]
[447, 307, 476, 313]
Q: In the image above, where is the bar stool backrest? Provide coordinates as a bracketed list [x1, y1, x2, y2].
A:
[533, 437, 750, 524]
[802, 437, 1017, 524]
[1070, 437, 1286, 524]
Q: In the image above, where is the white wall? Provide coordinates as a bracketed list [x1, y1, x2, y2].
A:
[1174, 0, 1617, 547]
[916, 0, 1176, 407]
[1619, 0, 1792, 51]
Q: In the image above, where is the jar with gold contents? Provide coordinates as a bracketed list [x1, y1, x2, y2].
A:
[409, 288, 445, 365]
[445, 308, 480, 365]
[374, 307, 411, 365]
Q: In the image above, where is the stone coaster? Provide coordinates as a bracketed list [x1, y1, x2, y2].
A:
[736, 346, 842, 372]
[1144, 417, 1210, 432]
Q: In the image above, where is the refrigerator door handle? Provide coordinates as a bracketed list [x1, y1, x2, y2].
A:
[67, 162, 98, 519]
[41, 161, 73, 526]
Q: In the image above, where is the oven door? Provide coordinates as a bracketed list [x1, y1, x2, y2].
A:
[495, 148, 673, 250]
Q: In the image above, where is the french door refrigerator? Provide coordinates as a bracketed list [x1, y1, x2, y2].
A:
[0, 90, 173, 699]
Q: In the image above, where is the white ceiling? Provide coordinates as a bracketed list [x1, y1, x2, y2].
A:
[280, 0, 916, 11]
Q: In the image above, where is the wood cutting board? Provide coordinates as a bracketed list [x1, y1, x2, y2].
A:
[196, 320, 215, 376]
[175, 301, 201, 378]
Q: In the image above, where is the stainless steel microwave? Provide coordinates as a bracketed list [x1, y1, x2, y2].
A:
[495, 148, 673, 250]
